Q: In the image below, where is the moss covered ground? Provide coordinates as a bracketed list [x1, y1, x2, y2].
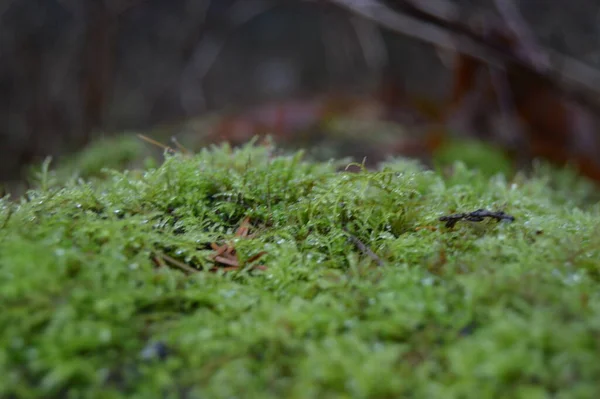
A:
[2, 138, 600, 398]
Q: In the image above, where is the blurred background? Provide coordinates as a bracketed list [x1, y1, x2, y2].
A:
[3, 0, 600, 192]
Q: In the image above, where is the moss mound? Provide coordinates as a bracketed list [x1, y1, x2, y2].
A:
[2, 141, 600, 398]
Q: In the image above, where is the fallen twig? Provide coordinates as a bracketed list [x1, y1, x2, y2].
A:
[160, 253, 199, 274]
[439, 209, 515, 228]
[343, 227, 384, 266]
[137, 134, 176, 154]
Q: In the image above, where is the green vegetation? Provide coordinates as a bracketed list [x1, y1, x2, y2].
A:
[432, 137, 514, 179]
[2, 138, 600, 398]
[47, 133, 154, 183]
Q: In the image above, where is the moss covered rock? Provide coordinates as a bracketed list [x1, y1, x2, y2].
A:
[1, 141, 600, 398]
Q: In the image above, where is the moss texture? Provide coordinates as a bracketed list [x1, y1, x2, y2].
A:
[1, 139, 600, 398]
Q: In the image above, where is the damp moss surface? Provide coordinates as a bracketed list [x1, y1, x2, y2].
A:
[2, 140, 600, 398]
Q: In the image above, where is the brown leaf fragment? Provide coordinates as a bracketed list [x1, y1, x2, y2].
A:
[246, 251, 267, 264]
[208, 216, 268, 272]
[235, 217, 252, 237]
[210, 243, 228, 258]
[213, 255, 240, 267]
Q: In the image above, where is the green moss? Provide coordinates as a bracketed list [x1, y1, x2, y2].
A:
[432, 137, 514, 179]
[48, 133, 151, 183]
[2, 139, 600, 398]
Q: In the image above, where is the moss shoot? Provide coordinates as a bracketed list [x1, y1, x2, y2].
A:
[1, 140, 600, 398]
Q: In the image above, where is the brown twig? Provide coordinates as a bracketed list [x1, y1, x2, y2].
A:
[160, 253, 199, 274]
[170, 136, 192, 156]
[210, 242, 228, 257]
[213, 255, 240, 267]
[154, 255, 167, 268]
[137, 134, 176, 153]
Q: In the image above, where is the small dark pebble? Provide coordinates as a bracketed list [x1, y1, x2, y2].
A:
[140, 341, 169, 361]
[459, 322, 478, 336]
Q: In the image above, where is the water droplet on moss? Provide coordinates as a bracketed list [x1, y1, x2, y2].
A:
[421, 277, 434, 286]
[140, 341, 169, 361]
[221, 289, 237, 298]
[11, 337, 24, 349]
[99, 329, 112, 343]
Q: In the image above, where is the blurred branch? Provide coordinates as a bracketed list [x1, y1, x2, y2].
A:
[320, 8, 356, 83]
[349, 15, 388, 74]
[492, 0, 549, 71]
[327, 0, 600, 113]
[0, 0, 16, 18]
[180, 0, 279, 113]
[81, 1, 118, 139]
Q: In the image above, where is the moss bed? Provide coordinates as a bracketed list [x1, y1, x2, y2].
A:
[2, 140, 600, 398]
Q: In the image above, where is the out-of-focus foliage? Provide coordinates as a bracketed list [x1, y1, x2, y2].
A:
[432, 138, 514, 178]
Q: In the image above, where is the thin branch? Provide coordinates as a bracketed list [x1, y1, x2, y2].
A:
[343, 227, 384, 266]
[327, 0, 600, 113]
[180, 0, 279, 113]
[329, 0, 460, 59]
[402, 0, 458, 21]
[492, 0, 549, 71]
[349, 15, 389, 74]
[487, 64, 527, 147]
[137, 134, 176, 153]
[160, 253, 199, 274]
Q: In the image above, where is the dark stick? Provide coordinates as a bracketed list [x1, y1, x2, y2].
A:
[439, 209, 515, 228]
[343, 227, 384, 266]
